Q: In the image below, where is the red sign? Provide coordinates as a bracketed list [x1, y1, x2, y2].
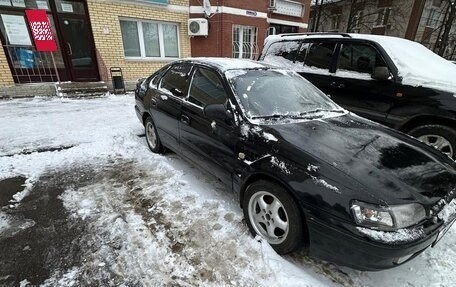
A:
[25, 10, 58, 52]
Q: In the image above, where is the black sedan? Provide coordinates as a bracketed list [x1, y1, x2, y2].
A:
[134, 58, 456, 271]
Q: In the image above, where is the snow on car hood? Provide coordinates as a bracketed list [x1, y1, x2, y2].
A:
[351, 34, 456, 93]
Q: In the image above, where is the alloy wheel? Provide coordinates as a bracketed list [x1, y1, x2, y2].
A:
[248, 191, 289, 244]
[418, 134, 453, 158]
[146, 121, 157, 150]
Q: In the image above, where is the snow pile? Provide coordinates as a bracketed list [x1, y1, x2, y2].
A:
[270, 156, 291, 175]
[356, 227, 425, 244]
[438, 199, 456, 223]
[11, 178, 34, 203]
[310, 175, 340, 194]
[0, 211, 35, 237]
[0, 212, 11, 233]
[41, 267, 80, 287]
[307, 164, 319, 172]
[186, 57, 271, 72]
[240, 123, 278, 142]
[263, 132, 278, 142]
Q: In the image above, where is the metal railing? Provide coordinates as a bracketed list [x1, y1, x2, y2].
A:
[1, 44, 61, 84]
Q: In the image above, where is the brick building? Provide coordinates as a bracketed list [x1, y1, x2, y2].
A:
[0, 0, 191, 89]
[189, 0, 311, 59]
[310, 0, 456, 60]
[0, 0, 312, 92]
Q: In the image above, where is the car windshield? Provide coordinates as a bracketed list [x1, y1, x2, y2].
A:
[226, 69, 342, 119]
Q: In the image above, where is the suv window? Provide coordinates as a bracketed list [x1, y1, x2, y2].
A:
[188, 68, 227, 107]
[304, 42, 337, 70]
[160, 63, 192, 96]
[337, 43, 387, 74]
[263, 40, 301, 62]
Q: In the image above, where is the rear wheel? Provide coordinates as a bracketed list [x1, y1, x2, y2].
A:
[408, 125, 456, 159]
[243, 180, 304, 254]
[145, 117, 164, 153]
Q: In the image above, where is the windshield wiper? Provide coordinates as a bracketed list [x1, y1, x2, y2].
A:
[251, 114, 312, 120]
[251, 109, 344, 120]
[299, 109, 345, 116]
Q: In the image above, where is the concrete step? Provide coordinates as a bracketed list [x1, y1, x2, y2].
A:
[56, 81, 109, 94]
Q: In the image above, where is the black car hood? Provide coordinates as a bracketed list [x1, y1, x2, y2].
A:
[264, 113, 456, 205]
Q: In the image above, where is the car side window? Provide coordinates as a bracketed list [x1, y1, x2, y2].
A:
[160, 63, 192, 97]
[263, 40, 301, 62]
[295, 42, 310, 64]
[337, 43, 387, 75]
[303, 42, 337, 70]
[188, 68, 228, 107]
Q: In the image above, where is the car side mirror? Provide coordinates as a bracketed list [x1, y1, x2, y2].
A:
[372, 66, 391, 81]
[204, 104, 234, 124]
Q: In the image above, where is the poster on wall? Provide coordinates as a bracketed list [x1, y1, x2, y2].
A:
[0, 0, 12, 7]
[11, 0, 25, 7]
[25, 9, 58, 51]
[0, 14, 32, 45]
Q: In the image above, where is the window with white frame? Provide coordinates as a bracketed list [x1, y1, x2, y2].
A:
[232, 25, 258, 59]
[120, 19, 179, 59]
[375, 7, 391, 27]
[426, 8, 440, 27]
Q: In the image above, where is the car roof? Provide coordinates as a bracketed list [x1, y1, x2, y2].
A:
[264, 32, 409, 45]
[183, 57, 277, 72]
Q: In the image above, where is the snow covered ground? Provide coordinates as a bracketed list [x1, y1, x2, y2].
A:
[0, 94, 455, 286]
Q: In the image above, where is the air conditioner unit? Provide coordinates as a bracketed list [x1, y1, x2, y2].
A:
[188, 18, 209, 36]
[269, 0, 277, 10]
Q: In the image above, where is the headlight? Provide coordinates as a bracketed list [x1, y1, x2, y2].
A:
[351, 201, 426, 231]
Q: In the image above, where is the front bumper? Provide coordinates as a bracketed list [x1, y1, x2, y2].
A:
[306, 217, 445, 271]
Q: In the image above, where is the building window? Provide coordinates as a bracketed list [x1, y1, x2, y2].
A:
[330, 14, 341, 31]
[232, 25, 258, 59]
[426, 8, 440, 27]
[120, 19, 179, 59]
[375, 7, 391, 27]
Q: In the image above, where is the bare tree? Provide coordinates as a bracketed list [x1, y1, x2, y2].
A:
[312, 0, 410, 35]
[436, 0, 456, 56]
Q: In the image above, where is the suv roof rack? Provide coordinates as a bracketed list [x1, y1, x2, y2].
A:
[278, 32, 352, 38]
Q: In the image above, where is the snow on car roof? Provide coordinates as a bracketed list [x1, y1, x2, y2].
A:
[266, 33, 456, 93]
[351, 34, 456, 93]
[185, 57, 276, 72]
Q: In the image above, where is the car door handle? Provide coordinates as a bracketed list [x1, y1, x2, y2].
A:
[151, 99, 157, 107]
[330, 82, 345, 89]
[181, 115, 190, 125]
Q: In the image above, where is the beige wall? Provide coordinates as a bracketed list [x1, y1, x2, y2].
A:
[0, 38, 14, 87]
[87, 0, 191, 82]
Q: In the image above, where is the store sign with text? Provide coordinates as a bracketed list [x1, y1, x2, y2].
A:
[25, 9, 57, 51]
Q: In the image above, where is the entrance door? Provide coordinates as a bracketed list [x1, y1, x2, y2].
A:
[55, 0, 98, 81]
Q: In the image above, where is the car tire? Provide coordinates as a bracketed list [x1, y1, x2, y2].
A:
[243, 180, 304, 254]
[144, 116, 164, 153]
[408, 125, 456, 160]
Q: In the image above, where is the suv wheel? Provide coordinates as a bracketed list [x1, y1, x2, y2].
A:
[243, 180, 304, 254]
[409, 125, 456, 159]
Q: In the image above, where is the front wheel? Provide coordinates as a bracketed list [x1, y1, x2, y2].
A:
[145, 117, 164, 153]
[409, 125, 456, 160]
[243, 180, 304, 254]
